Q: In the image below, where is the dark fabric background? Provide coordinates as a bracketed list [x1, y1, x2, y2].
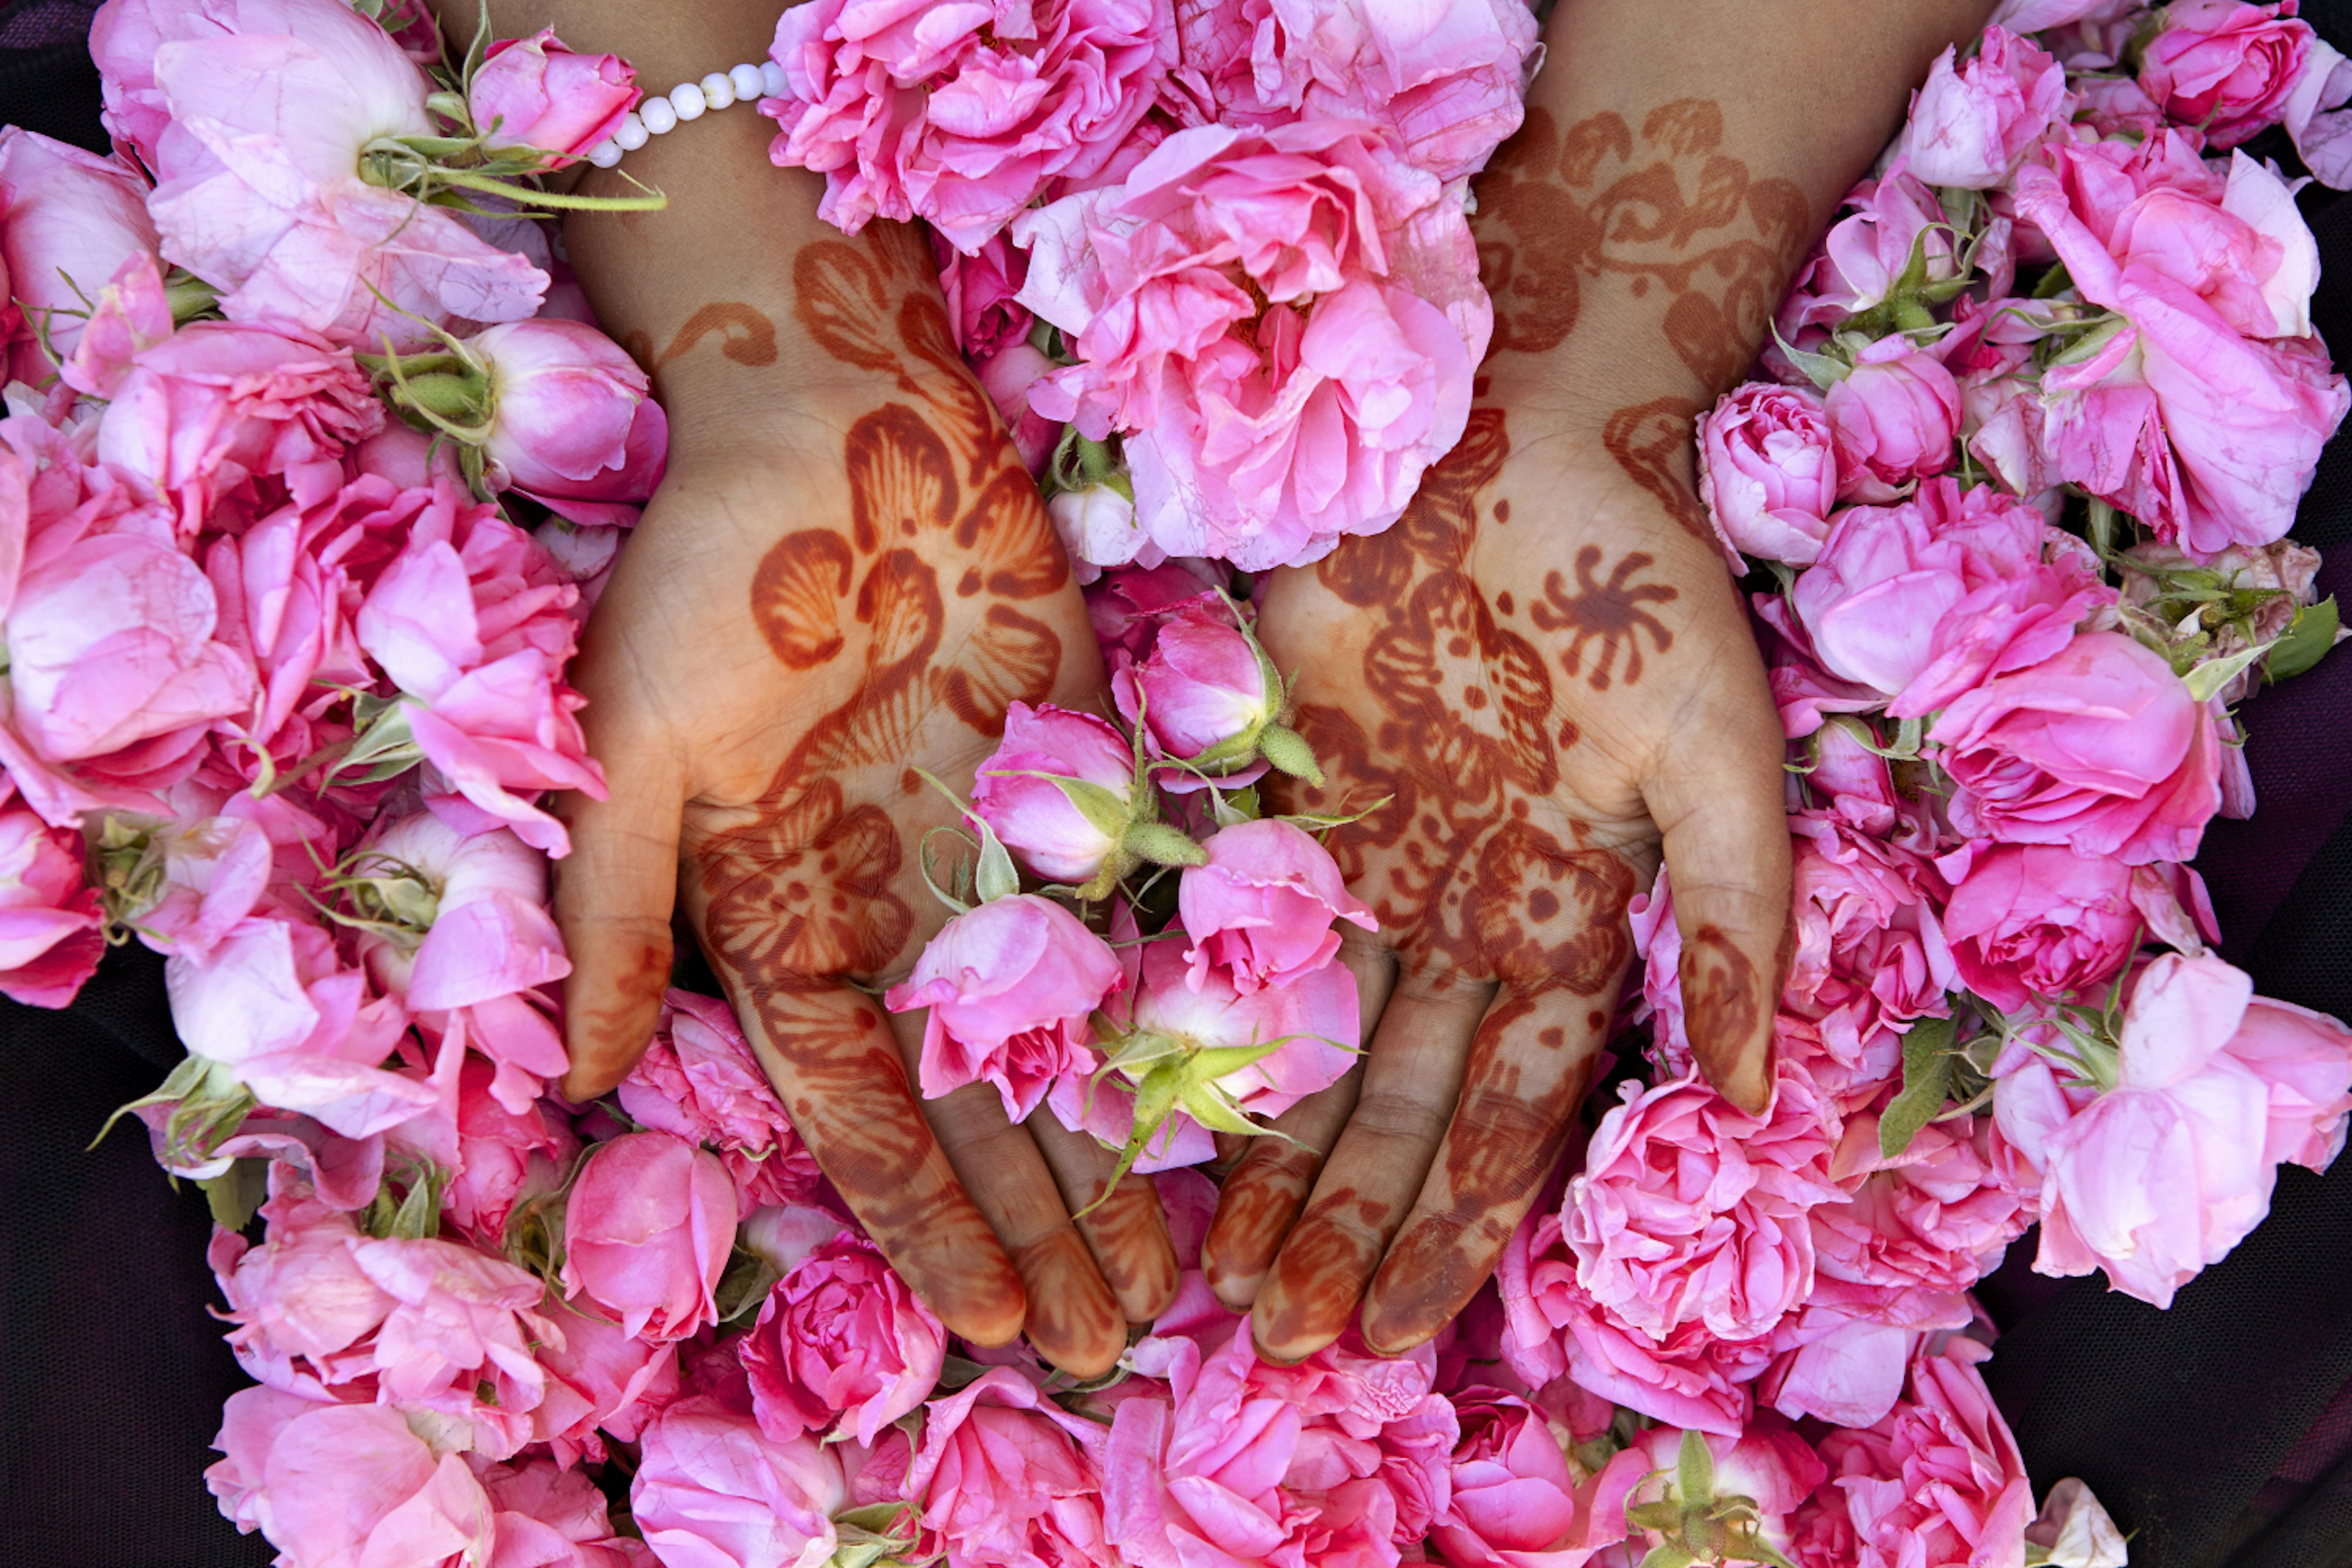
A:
[5, 3, 2352, 1563]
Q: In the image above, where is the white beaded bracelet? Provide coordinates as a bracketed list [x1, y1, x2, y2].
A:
[584, 59, 786, 168]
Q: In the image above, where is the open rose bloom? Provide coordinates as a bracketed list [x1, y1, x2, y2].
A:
[12, 2, 2350, 1567]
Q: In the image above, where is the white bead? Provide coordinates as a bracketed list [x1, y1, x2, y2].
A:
[638, 94, 678, 134]
[612, 111, 649, 151]
[730, 62, 766, 102]
[668, 81, 707, 121]
[586, 139, 622, 168]
[699, 70, 736, 110]
[761, 59, 788, 98]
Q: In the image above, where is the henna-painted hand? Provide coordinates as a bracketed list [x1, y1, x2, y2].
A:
[1202, 405, 1792, 1363]
[552, 225, 1177, 1376]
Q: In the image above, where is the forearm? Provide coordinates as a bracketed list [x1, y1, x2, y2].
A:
[1480, 0, 1997, 428]
[417, 0, 900, 468]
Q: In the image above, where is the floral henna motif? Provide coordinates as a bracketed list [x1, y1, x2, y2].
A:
[1600, 396, 1709, 542]
[1681, 922, 1764, 1083]
[1529, 545, 1679, 692]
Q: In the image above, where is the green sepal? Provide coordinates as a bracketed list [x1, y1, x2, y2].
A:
[1879, 1015, 1958, 1161]
[2266, 595, 2340, 683]
[1635, 1545, 1697, 1568]
[1257, 723, 1325, 785]
[2183, 641, 2271, 703]
[1676, 1428, 1716, 1510]
[714, 1245, 783, 1324]
[1123, 821, 1208, 869]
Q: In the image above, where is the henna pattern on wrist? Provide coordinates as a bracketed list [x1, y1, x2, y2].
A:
[619, 301, 782, 377]
[1475, 100, 1809, 390]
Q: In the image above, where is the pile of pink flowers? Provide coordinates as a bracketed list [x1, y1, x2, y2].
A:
[4, 0, 2352, 1564]
[760, 0, 1543, 571]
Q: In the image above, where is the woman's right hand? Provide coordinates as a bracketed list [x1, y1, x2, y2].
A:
[551, 214, 1177, 1377]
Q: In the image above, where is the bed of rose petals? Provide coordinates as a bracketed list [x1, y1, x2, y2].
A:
[7, 0, 2352, 1565]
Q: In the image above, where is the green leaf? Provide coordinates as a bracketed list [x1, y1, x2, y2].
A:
[1123, 821, 1208, 868]
[1879, 1015, 1958, 1160]
[2266, 596, 2339, 683]
[202, 1159, 269, 1231]
[1676, 1427, 1716, 1505]
[2183, 641, 2271, 704]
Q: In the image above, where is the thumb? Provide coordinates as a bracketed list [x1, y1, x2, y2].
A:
[1640, 668, 1790, 1115]
[552, 755, 687, 1101]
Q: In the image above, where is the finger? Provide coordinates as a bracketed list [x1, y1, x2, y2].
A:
[1360, 983, 1607, 1354]
[1205, 937, 1394, 1313]
[1202, 1072, 1359, 1313]
[554, 758, 687, 1101]
[729, 981, 1030, 1349]
[911, 1077, 1129, 1377]
[1251, 977, 1487, 1363]
[1642, 654, 1791, 1115]
[1028, 1112, 1181, 1324]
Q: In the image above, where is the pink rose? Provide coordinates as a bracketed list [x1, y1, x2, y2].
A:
[532, 1311, 682, 1467]
[1781, 813, 1955, 1096]
[741, 1231, 946, 1447]
[1782, 164, 1956, 330]
[1084, 563, 1225, 668]
[124, 0, 547, 346]
[470, 29, 639, 159]
[560, 1131, 738, 1341]
[975, 342, 1063, 478]
[1178, 818, 1374, 993]
[1930, 630, 2223, 865]
[763, 0, 1175, 253]
[1564, 1069, 1846, 1344]
[1050, 932, 1359, 1169]
[619, 990, 820, 1212]
[93, 320, 382, 537]
[354, 480, 605, 854]
[2137, 0, 2313, 147]
[937, 229, 1033, 358]
[631, 1395, 848, 1568]
[891, 1366, 1112, 1568]
[970, 701, 1141, 886]
[0, 128, 161, 386]
[1939, 843, 2149, 1011]
[1697, 382, 1838, 568]
[1427, 1392, 1591, 1568]
[1899, 28, 2069, 188]
[466, 318, 668, 516]
[350, 811, 570, 1110]
[1016, 121, 1487, 568]
[1597, 1420, 1825, 1567]
[1172, 0, 1540, 183]
[1798, 1338, 2032, 1568]
[1825, 336, 1961, 500]
[1760, 1300, 1964, 1430]
[440, 1055, 577, 1244]
[205, 1387, 494, 1566]
[1812, 1107, 2034, 1298]
[1110, 598, 1276, 763]
[1999, 953, 2352, 1306]
[1497, 1207, 1774, 1435]
[0, 794, 104, 1006]
[1106, 1310, 1456, 1568]
[885, 893, 1124, 1123]
[165, 911, 426, 1137]
[2013, 163, 2350, 559]
[478, 1458, 652, 1568]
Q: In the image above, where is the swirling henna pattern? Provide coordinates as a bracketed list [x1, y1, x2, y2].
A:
[1476, 99, 1810, 385]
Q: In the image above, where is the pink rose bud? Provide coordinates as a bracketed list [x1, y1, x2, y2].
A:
[970, 701, 1141, 888]
[884, 893, 1125, 1123]
[0, 799, 105, 1007]
[465, 317, 667, 508]
[559, 1131, 737, 1342]
[974, 342, 1061, 476]
[1697, 382, 1839, 568]
[1940, 843, 2146, 1012]
[1899, 27, 2069, 189]
[470, 28, 639, 159]
[1177, 819, 1375, 995]
[1825, 336, 1960, 499]
[1428, 1393, 1589, 1568]
[740, 1231, 946, 1447]
[630, 1396, 848, 1568]
[1112, 600, 1320, 782]
[2137, 0, 2313, 149]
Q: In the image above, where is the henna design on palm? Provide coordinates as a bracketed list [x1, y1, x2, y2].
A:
[1530, 545, 1679, 692]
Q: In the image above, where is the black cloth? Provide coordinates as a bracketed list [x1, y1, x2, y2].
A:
[6, 7, 2352, 1566]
